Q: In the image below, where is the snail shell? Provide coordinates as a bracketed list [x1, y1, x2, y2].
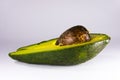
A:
[55, 25, 91, 46]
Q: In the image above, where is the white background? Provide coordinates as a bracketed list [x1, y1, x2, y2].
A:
[0, 0, 120, 80]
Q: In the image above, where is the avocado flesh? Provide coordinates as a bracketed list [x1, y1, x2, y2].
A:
[9, 33, 110, 65]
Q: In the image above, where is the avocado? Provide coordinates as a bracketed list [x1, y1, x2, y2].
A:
[9, 33, 110, 65]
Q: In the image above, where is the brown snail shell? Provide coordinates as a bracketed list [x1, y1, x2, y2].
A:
[55, 25, 91, 46]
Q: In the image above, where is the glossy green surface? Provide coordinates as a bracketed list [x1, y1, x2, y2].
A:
[9, 33, 110, 65]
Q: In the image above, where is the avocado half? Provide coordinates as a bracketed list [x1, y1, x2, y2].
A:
[9, 33, 110, 65]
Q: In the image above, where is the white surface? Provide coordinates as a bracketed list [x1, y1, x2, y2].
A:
[0, 0, 120, 80]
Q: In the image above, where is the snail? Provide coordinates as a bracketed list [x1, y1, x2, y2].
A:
[55, 25, 91, 46]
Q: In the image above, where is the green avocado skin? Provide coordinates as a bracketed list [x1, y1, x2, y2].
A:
[9, 34, 110, 65]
